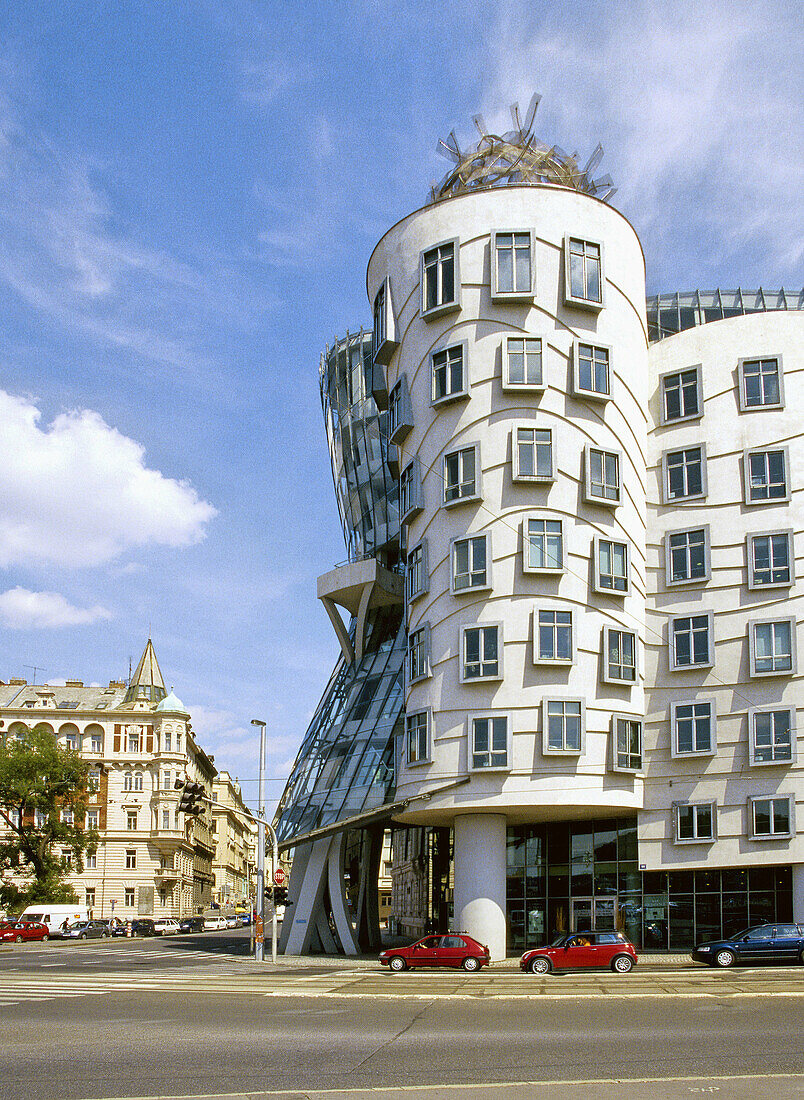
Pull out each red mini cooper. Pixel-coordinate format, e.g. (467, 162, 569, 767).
(520, 931, 637, 974)
(380, 932, 491, 972)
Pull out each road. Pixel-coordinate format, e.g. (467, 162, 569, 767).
(1, 929, 802, 1100)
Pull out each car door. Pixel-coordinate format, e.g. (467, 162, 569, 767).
(771, 925, 801, 962)
(735, 926, 774, 962)
(411, 935, 442, 967)
(438, 935, 467, 968)
(560, 935, 597, 969)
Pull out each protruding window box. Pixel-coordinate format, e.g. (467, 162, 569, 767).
(563, 235, 604, 312)
(491, 230, 534, 302)
(400, 459, 424, 523)
(388, 375, 413, 444)
(372, 277, 400, 366)
(542, 698, 584, 756)
(421, 239, 461, 321)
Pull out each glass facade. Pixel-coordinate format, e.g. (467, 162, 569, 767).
(647, 288, 804, 343)
(506, 818, 793, 952)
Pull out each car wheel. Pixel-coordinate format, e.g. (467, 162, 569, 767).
(42, 935, 49, 942)
(800, 949, 804, 965)
(714, 949, 735, 968)
(79, 933, 87, 939)
(529, 956, 551, 975)
(388, 956, 407, 972)
(462, 956, 480, 972)
(14, 935, 23, 943)
(611, 955, 634, 973)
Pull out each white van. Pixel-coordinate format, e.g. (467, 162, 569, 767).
(20, 905, 89, 934)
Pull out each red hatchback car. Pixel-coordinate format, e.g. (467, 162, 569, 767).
(0, 921, 50, 943)
(380, 932, 490, 972)
(520, 931, 637, 974)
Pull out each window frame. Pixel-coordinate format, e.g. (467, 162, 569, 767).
(405, 709, 431, 767)
(491, 229, 535, 301)
(669, 611, 714, 670)
(593, 536, 630, 595)
(469, 713, 511, 772)
(748, 706, 796, 766)
(512, 424, 554, 482)
(563, 235, 604, 311)
(749, 795, 794, 840)
(400, 458, 424, 522)
(610, 713, 643, 774)
(738, 354, 784, 412)
(431, 340, 469, 406)
(502, 335, 544, 391)
(388, 374, 413, 444)
(660, 364, 703, 425)
(601, 626, 638, 685)
(748, 616, 797, 678)
(533, 608, 574, 665)
(584, 445, 622, 507)
(421, 237, 461, 320)
(522, 514, 564, 574)
(451, 532, 492, 594)
(372, 276, 399, 365)
(674, 801, 716, 844)
(125, 849, 137, 869)
(671, 698, 717, 758)
(443, 443, 481, 506)
(573, 340, 611, 401)
(746, 530, 794, 590)
(662, 444, 707, 503)
(744, 447, 790, 504)
(542, 697, 585, 757)
(407, 622, 431, 685)
(460, 622, 503, 683)
(664, 525, 711, 586)
(406, 539, 429, 604)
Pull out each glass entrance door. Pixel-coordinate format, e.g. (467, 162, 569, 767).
(571, 896, 617, 931)
(571, 897, 593, 931)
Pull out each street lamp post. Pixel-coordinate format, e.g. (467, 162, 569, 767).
(250, 719, 266, 962)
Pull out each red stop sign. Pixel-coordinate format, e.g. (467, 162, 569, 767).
(273, 868, 286, 886)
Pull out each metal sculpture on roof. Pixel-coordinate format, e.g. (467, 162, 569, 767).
(429, 94, 616, 205)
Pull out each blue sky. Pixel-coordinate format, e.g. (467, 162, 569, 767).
(0, 0, 801, 813)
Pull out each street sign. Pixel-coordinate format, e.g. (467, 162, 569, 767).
(273, 868, 286, 886)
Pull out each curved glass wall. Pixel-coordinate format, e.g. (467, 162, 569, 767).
(647, 287, 804, 342)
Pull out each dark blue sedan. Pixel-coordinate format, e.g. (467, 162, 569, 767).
(691, 923, 804, 967)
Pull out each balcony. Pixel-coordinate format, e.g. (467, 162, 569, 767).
(317, 557, 404, 663)
(155, 867, 179, 883)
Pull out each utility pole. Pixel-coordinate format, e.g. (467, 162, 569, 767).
(251, 719, 267, 962)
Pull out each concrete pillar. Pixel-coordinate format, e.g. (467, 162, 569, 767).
(453, 814, 507, 961)
(792, 863, 804, 923)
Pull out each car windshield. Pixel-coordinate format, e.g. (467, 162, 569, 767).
(550, 934, 568, 947)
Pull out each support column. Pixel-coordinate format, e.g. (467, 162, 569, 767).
(793, 863, 804, 923)
(453, 814, 507, 961)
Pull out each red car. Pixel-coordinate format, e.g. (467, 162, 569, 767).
(0, 921, 50, 943)
(380, 932, 490, 972)
(520, 931, 637, 974)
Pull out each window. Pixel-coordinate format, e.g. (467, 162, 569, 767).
(61, 849, 73, 866)
(492, 230, 532, 298)
(675, 802, 715, 842)
(408, 624, 430, 683)
(162, 809, 171, 829)
(535, 610, 573, 663)
(749, 618, 795, 676)
(87, 771, 101, 793)
(85, 888, 96, 908)
(90, 733, 102, 752)
(543, 699, 583, 755)
(86, 853, 96, 869)
(670, 614, 713, 669)
(748, 531, 793, 588)
(662, 367, 701, 423)
(595, 538, 629, 593)
(388, 375, 413, 443)
(406, 711, 430, 765)
(603, 628, 636, 683)
(524, 517, 563, 572)
(750, 708, 794, 765)
(444, 445, 479, 504)
(127, 812, 138, 831)
(124, 888, 135, 907)
(86, 810, 98, 829)
(665, 527, 709, 584)
(612, 715, 642, 772)
(503, 337, 543, 389)
(739, 356, 783, 410)
(164, 732, 172, 751)
(162, 770, 171, 790)
(64, 731, 79, 750)
(125, 849, 137, 869)
(421, 239, 459, 317)
(372, 277, 399, 364)
(663, 446, 706, 502)
(585, 447, 621, 505)
(60, 808, 74, 825)
(35, 810, 47, 828)
(406, 540, 428, 602)
(175, 733, 182, 752)
(128, 732, 140, 753)
(123, 771, 133, 792)
(452, 534, 490, 592)
(400, 459, 424, 521)
(513, 427, 553, 481)
(565, 236, 603, 308)
(471, 716, 509, 769)
(431, 343, 467, 404)
(461, 625, 501, 681)
(745, 449, 789, 503)
(574, 342, 610, 399)
(750, 796, 792, 838)
(672, 700, 715, 756)
(134, 772, 143, 792)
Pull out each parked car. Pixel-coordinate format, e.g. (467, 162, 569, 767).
(379, 932, 490, 972)
(130, 918, 157, 937)
(238, 912, 252, 926)
(61, 920, 111, 940)
(224, 914, 238, 929)
(0, 921, 50, 943)
(152, 918, 181, 936)
(203, 915, 228, 931)
(179, 916, 205, 933)
(520, 931, 638, 974)
(691, 923, 804, 968)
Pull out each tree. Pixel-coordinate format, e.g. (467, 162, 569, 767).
(0, 724, 98, 910)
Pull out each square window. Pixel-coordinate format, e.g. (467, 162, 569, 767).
(745, 449, 789, 503)
(564, 236, 603, 309)
(524, 517, 563, 572)
(421, 239, 460, 318)
(432, 342, 468, 404)
(665, 527, 709, 585)
(670, 613, 713, 669)
(675, 802, 715, 842)
(492, 231, 533, 298)
(406, 711, 430, 766)
(372, 277, 399, 365)
(747, 531, 793, 588)
(662, 366, 702, 423)
(574, 342, 610, 399)
(389, 375, 413, 443)
(603, 627, 637, 683)
(749, 618, 796, 676)
(750, 796, 792, 838)
(739, 356, 783, 410)
(514, 427, 553, 481)
(750, 708, 794, 765)
(543, 698, 584, 755)
(534, 609, 573, 663)
(407, 540, 428, 602)
(408, 624, 430, 683)
(595, 538, 629, 593)
(452, 534, 490, 592)
(612, 715, 642, 772)
(400, 459, 424, 522)
(471, 715, 509, 769)
(462, 624, 502, 681)
(672, 700, 715, 756)
(504, 337, 543, 389)
(444, 445, 479, 504)
(663, 445, 706, 502)
(585, 447, 621, 505)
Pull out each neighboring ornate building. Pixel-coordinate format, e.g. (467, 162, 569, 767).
(0, 640, 216, 918)
(210, 771, 256, 906)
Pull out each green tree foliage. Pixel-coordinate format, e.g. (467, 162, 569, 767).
(0, 725, 99, 910)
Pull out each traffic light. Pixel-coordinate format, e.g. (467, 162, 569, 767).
(177, 780, 205, 816)
(272, 886, 288, 907)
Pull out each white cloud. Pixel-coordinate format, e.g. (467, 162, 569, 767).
(0, 389, 216, 568)
(0, 587, 112, 629)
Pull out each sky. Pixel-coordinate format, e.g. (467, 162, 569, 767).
(0, 0, 801, 815)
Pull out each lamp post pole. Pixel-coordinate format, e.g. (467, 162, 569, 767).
(250, 719, 266, 962)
